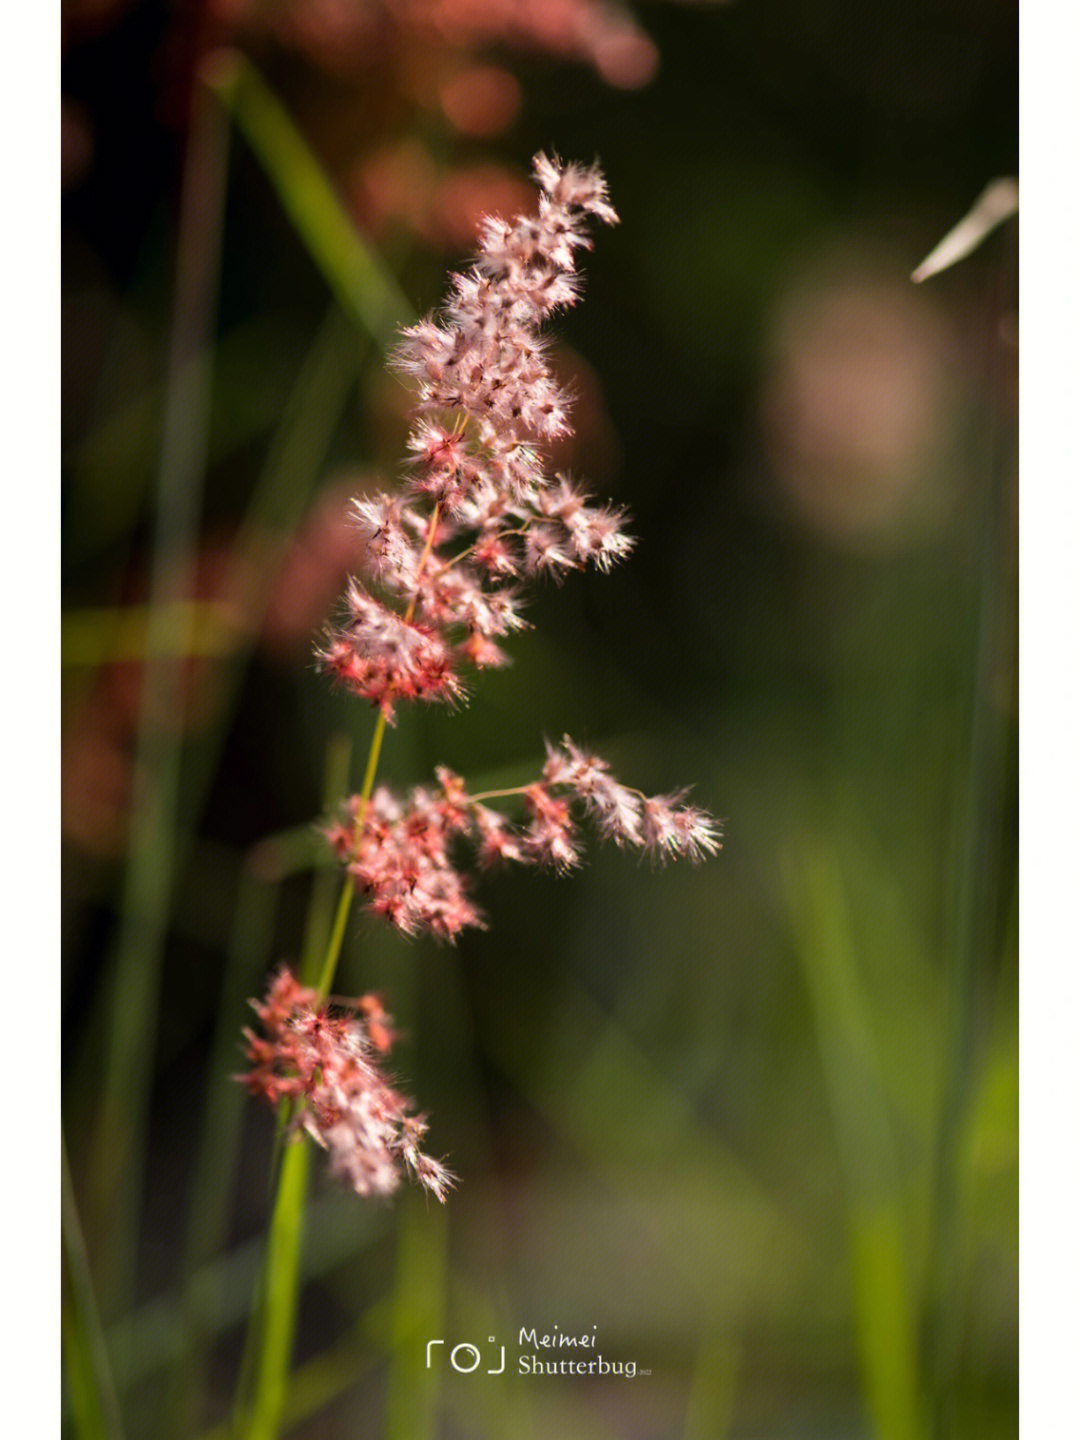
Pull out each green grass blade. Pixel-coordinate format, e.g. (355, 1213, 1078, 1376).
(62, 601, 243, 667)
(63, 1137, 125, 1440)
(383, 1199, 448, 1440)
(199, 1337, 380, 1440)
(165, 864, 281, 1436)
(86, 74, 232, 1317)
(683, 1338, 738, 1440)
(781, 834, 925, 1440)
(208, 51, 412, 350)
(85, 1189, 387, 1404)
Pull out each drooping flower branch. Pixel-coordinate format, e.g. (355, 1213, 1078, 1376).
(323, 737, 721, 941)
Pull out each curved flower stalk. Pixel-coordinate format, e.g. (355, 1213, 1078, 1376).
(242, 154, 720, 1205)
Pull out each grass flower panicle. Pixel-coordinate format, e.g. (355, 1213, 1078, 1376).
(249, 155, 719, 1205)
(241, 969, 454, 1201)
(315, 154, 634, 720)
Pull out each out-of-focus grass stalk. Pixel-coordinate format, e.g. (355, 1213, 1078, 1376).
(148, 45, 420, 906)
(383, 1199, 449, 1440)
(683, 1338, 738, 1440)
(63, 314, 362, 1132)
(781, 835, 924, 1440)
(207, 51, 411, 344)
(924, 236, 1016, 1440)
(88, 64, 231, 1319)
(165, 865, 280, 1436)
(63, 1134, 124, 1440)
(201, 1337, 379, 1440)
(481, 972, 799, 1317)
(94, 1189, 388, 1400)
(62, 601, 244, 667)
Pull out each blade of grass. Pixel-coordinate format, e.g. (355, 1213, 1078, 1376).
(208, 51, 412, 350)
(63, 1134, 125, 1440)
(165, 863, 281, 1436)
(781, 834, 924, 1440)
(62, 600, 243, 668)
(912, 179, 1018, 283)
(924, 235, 1017, 1440)
(683, 1338, 738, 1440)
(66, 311, 306, 568)
(68, 302, 360, 1286)
(234, 706, 390, 1437)
(85, 1189, 388, 1404)
(200, 1337, 380, 1440)
(87, 66, 232, 1318)
(480, 973, 804, 1323)
(383, 1197, 449, 1440)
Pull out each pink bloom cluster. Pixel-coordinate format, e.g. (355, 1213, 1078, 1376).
(324, 737, 722, 941)
(317, 155, 632, 720)
(240, 969, 453, 1201)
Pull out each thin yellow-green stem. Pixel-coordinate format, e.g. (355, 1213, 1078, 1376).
(313, 877, 356, 997)
(464, 785, 530, 805)
(237, 1139, 312, 1440)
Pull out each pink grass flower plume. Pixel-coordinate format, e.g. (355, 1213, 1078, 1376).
(242, 971, 454, 1201)
(243, 155, 720, 1198)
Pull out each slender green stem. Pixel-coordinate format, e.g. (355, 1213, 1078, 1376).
(360, 711, 390, 807)
(924, 233, 1016, 1440)
(464, 785, 530, 805)
(311, 710, 386, 999)
(238, 1140, 312, 1440)
(166, 865, 280, 1436)
(781, 835, 925, 1440)
(314, 879, 356, 998)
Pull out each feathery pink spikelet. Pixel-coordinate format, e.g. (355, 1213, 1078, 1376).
(240, 969, 454, 1202)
